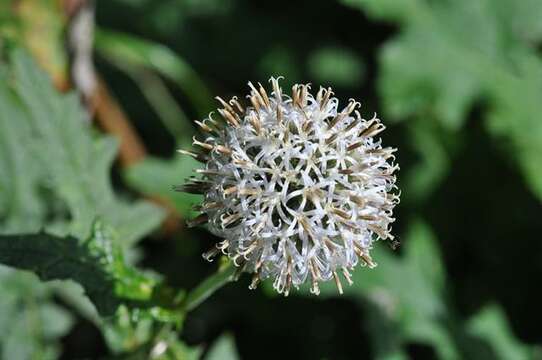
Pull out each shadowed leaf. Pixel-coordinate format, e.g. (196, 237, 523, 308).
(0, 222, 157, 316)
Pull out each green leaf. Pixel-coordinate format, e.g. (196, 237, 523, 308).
(0, 222, 157, 316)
(102, 306, 200, 357)
(402, 119, 451, 203)
(402, 221, 445, 292)
(467, 304, 536, 360)
(379, 28, 483, 130)
(0, 267, 73, 360)
(102, 305, 156, 354)
(124, 154, 202, 218)
(484, 57, 542, 201)
(314, 220, 445, 314)
(0, 47, 172, 357)
(0, 72, 45, 232)
(0, 49, 171, 356)
(344, 0, 542, 201)
(307, 46, 365, 88)
(493, 0, 542, 44)
(206, 333, 239, 360)
(292, 219, 456, 359)
(5, 49, 165, 243)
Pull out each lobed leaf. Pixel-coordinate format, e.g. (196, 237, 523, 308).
(5, 49, 165, 243)
(343, 0, 542, 202)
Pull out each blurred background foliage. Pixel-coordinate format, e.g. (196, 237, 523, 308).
(1, 0, 542, 359)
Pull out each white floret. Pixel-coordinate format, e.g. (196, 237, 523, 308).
(182, 78, 399, 296)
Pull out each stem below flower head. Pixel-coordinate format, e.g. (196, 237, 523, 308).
(182, 261, 236, 312)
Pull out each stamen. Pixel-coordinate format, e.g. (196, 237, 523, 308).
(320, 88, 333, 110)
(216, 145, 232, 155)
(270, 76, 283, 103)
(258, 82, 271, 108)
(347, 142, 363, 152)
(248, 82, 265, 107)
(292, 84, 300, 107)
(218, 108, 240, 127)
(276, 104, 283, 123)
(249, 95, 261, 113)
(221, 213, 241, 227)
(249, 273, 260, 290)
(195, 120, 213, 132)
(359, 121, 385, 138)
(325, 132, 339, 145)
(331, 207, 351, 220)
(177, 149, 209, 162)
(229, 96, 245, 114)
(333, 271, 344, 294)
(342, 267, 354, 286)
(202, 247, 220, 262)
(215, 96, 236, 114)
(249, 112, 262, 135)
(223, 185, 238, 195)
(192, 137, 214, 151)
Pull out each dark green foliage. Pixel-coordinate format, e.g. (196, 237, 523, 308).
(0, 222, 155, 316)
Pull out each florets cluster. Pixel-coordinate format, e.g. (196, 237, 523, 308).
(179, 78, 399, 295)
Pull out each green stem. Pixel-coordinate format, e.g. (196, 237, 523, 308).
(95, 28, 214, 117)
(183, 262, 235, 312)
(132, 69, 193, 139)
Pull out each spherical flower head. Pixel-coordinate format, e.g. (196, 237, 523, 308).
(180, 78, 399, 296)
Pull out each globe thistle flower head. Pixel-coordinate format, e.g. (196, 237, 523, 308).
(179, 77, 399, 296)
